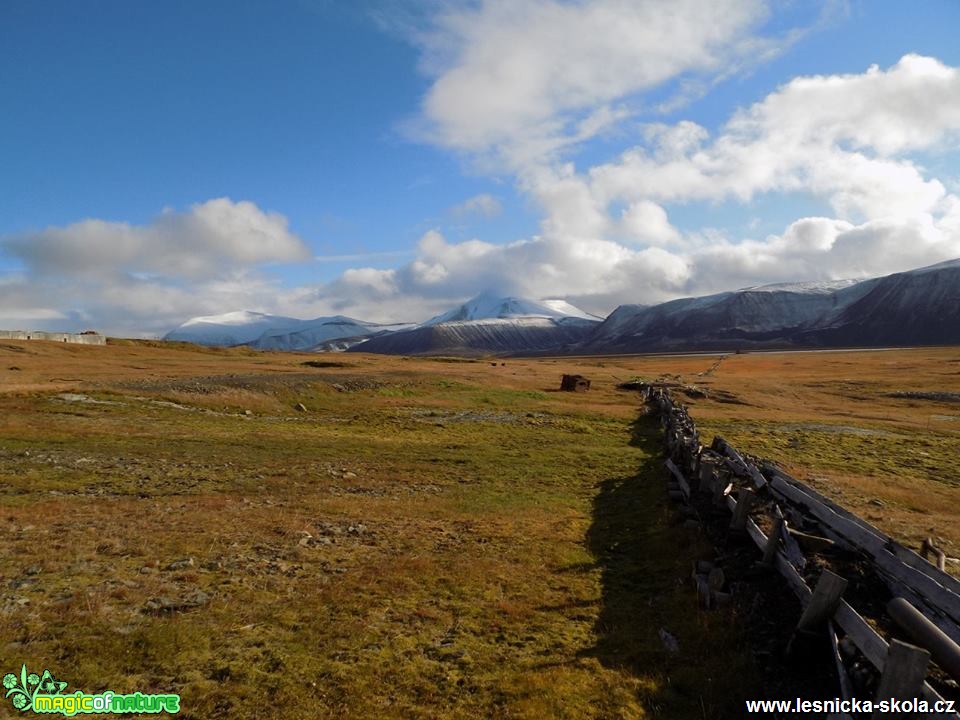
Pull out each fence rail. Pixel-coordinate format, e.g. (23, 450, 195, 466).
(641, 383, 960, 718)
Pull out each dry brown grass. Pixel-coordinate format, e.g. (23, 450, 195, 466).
(0, 339, 760, 719)
(2, 339, 955, 718)
(576, 347, 960, 566)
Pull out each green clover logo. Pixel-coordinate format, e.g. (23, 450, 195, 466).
(4, 664, 67, 713)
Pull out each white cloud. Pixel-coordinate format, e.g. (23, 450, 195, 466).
(302, 208, 960, 323)
(0, 270, 296, 337)
(620, 201, 683, 247)
(737, 54, 960, 156)
(589, 55, 960, 221)
(414, 0, 778, 166)
(6, 6, 960, 336)
(450, 193, 502, 219)
(308, 55, 960, 321)
(0, 199, 311, 336)
(685, 214, 958, 295)
(5, 198, 309, 280)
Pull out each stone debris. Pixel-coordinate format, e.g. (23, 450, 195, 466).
(298, 531, 332, 548)
(889, 390, 960, 403)
(143, 590, 211, 613)
(164, 558, 195, 572)
(54, 393, 122, 405)
(658, 627, 680, 654)
(328, 378, 385, 392)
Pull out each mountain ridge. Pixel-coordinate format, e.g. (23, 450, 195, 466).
(163, 259, 960, 355)
(587, 260, 960, 353)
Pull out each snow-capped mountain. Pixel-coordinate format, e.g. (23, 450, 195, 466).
(584, 261, 960, 353)
(248, 317, 413, 351)
(798, 259, 960, 346)
(584, 280, 858, 352)
(423, 292, 600, 325)
(164, 259, 960, 356)
(164, 311, 303, 347)
(349, 317, 596, 356)
(350, 293, 600, 355)
(163, 311, 409, 351)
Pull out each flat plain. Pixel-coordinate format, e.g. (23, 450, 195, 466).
(0, 340, 957, 718)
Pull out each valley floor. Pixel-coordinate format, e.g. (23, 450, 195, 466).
(0, 341, 755, 719)
(1, 341, 956, 717)
(604, 346, 960, 567)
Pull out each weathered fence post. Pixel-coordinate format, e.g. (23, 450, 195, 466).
(828, 619, 855, 703)
(698, 457, 715, 495)
(871, 639, 930, 719)
(645, 383, 960, 713)
(787, 570, 848, 659)
(730, 488, 756, 531)
(921, 537, 947, 572)
(761, 515, 785, 567)
(797, 570, 848, 632)
(713, 471, 730, 506)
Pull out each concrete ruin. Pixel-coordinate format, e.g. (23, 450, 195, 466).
(0, 330, 106, 345)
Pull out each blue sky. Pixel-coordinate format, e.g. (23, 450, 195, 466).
(0, 1, 526, 273)
(2, 0, 960, 335)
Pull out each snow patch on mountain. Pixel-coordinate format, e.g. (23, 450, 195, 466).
(423, 292, 599, 325)
(250, 317, 414, 351)
(165, 311, 302, 347)
(738, 279, 861, 294)
(164, 311, 411, 350)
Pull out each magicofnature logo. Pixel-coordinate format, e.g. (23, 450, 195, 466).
(4, 664, 180, 715)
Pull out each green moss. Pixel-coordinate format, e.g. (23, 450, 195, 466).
(699, 418, 960, 487)
(0, 378, 756, 719)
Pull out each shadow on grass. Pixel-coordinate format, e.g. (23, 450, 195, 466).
(581, 413, 754, 718)
(583, 415, 673, 674)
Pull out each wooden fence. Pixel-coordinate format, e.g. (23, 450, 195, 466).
(642, 383, 960, 719)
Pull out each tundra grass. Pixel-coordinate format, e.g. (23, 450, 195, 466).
(0, 342, 756, 719)
(594, 346, 960, 567)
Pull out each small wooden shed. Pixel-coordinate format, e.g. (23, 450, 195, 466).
(560, 374, 591, 392)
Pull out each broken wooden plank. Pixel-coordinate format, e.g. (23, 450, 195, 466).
(923, 538, 948, 573)
(730, 488, 756, 531)
(797, 570, 848, 631)
(653, 393, 959, 717)
(746, 515, 768, 553)
(828, 619, 855, 702)
(775, 504, 808, 571)
(721, 442, 767, 489)
(732, 497, 958, 715)
(888, 597, 960, 684)
(762, 516, 785, 568)
(788, 527, 836, 553)
(664, 458, 690, 500)
(715, 477, 732, 506)
(767, 467, 960, 598)
(872, 640, 930, 720)
(769, 475, 960, 626)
